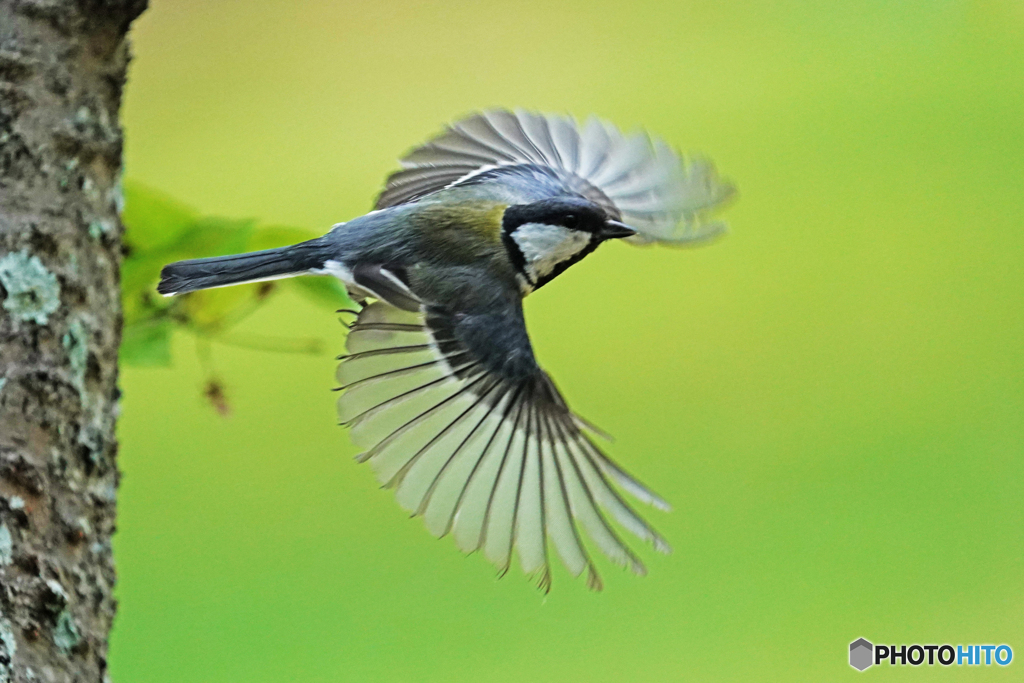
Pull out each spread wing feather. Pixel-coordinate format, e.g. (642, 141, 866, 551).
(376, 109, 735, 246)
(337, 302, 670, 591)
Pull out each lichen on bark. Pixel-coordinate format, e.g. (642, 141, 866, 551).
(0, 252, 60, 326)
(0, 1, 147, 681)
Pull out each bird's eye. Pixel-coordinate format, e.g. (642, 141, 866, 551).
(563, 214, 578, 229)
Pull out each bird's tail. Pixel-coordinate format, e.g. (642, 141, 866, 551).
(157, 238, 330, 296)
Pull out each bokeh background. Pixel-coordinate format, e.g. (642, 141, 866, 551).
(113, 1, 1024, 681)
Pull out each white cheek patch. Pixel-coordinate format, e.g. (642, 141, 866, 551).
(512, 223, 592, 284)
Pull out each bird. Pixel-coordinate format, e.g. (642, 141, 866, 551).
(158, 109, 735, 591)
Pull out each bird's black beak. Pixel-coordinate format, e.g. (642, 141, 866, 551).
(600, 219, 637, 240)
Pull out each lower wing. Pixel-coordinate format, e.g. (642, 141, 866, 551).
(335, 300, 671, 591)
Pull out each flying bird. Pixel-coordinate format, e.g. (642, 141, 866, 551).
(158, 110, 735, 590)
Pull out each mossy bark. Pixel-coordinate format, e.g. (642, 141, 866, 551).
(0, 1, 146, 681)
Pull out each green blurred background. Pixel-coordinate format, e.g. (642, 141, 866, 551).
(113, 1, 1024, 680)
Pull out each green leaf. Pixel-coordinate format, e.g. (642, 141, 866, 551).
(121, 252, 173, 306)
(288, 275, 355, 310)
(121, 318, 173, 366)
(179, 283, 275, 331)
(122, 181, 198, 252)
(117, 180, 351, 402)
(247, 225, 320, 251)
(166, 217, 256, 259)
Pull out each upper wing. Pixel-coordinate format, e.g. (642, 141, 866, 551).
(336, 300, 670, 591)
(376, 109, 735, 246)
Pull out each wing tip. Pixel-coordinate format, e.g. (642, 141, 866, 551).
(586, 565, 604, 591)
(572, 413, 615, 443)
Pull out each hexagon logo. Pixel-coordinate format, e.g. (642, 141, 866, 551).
(850, 638, 873, 671)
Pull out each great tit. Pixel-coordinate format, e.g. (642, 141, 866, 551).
(159, 110, 734, 591)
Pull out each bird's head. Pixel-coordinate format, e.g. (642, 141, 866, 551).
(501, 196, 636, 293)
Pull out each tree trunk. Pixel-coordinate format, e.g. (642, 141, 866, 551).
(0, 1, 145, 681)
